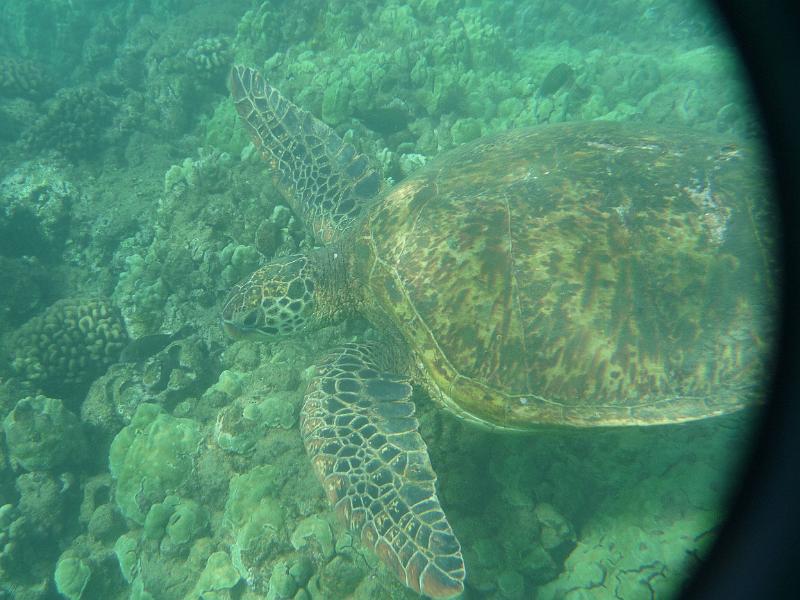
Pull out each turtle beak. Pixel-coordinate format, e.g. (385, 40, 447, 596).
(221, 319, 245, 339)
(221, 312, 275, 341)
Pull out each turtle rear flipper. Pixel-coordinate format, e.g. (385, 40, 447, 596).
(300, 343, 465, 598)
(230, 65, 382, 243)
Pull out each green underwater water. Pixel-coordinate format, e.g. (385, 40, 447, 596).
(0, 1, 774, 599)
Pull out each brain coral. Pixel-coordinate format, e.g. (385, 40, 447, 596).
(11, 297, 128, 398)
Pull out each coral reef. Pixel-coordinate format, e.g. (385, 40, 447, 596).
(21, 86, 116, 160)
(80, 363, 146, 447)
(108, 403, 203, 524)
(0, 502, 50, 593)
(0, 1, 768, 599)
(16, 472, 67, 537)
(54, 556, 91, 600)
(80, 331, 215, 460)
(187, 550, 240, 598)
(112, 252, 169, 339)
(0, 463, 84, 596)
(163, 497, 209, 550)
(10, 297, 128, 400)
(223, 465, 288, 589)
(0, 0, 92, 80)
(0, 256, 50, 329)
(185, 36, 231, 76)
(0, 159, 76, 261)
(53, 532, 129, 600)
(2, 395, 86, 472)
(0, 57, 51, 99)
(112, 146, 303, 342)
(162, 147, 234, 196)
(139, 336, 215, 409)
(78, 474, 125, 543)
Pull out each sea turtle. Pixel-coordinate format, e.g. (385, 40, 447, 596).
(222, 65, 774, 598)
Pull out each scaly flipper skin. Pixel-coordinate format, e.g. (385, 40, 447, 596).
(300, 343, 465, 598)
(229, 65, 383, 242)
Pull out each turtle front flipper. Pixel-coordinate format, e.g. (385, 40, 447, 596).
(300, 342, 465, 598)
(230, 65, 383, 243)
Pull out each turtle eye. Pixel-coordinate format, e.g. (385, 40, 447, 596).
(242, 310, 261, 328)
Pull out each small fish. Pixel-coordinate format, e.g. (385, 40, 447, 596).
(119, 324, 195, 364)
(537, 62, 575, 97)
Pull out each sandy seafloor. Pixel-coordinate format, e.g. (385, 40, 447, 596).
(0, 1, 770, 599)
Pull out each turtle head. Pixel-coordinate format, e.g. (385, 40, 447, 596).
(221, 249, 351, 341)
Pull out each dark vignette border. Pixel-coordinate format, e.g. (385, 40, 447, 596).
(684, 1, 800, 599)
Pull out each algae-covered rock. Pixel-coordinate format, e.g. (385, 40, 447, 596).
(0, 256, 48, 327)
(86, 502, 124, 542)
(266, 559, 298, 600)
(186, 550, 241, 600)
(533, 503, 576, 552)
(113, 253, 168, 338)
(534, 418, 742, 599)
(536, 515, 709, 600)
(214, 403, 259, 455)
(321, 79, 352, 126)
(290, 515, 334, 561)
(213, 383, 300, 454)
(3, 395, 86, 472)
(0, 160, 74, 261)
(161, 147, 233, 196)
(81, 363, 144, 442)
(17, 472, 64, 537)
(21, 85, 116, 159)
(223, 465, 287, 586)
(210, 370, 246, 398)
(318, 555, 363, 599)
(497, 569, 525, 599)
(140, 337, 214, 407)
(219, 340, 265, 373)
(165, 498, 209, 548)
(54, 556, 91, 600)
(203, 100, 249, 157)
(245, 391, 299, 430)
(113, 531, 140, 583)
(143, 495, 180, 541)
(130, 576, 155, 600)
(114, 531, 223, 600)
(450, 117, 483, 145)
(0, 57, 51, 99)
(186, 36, 231, 77)
(288, 555, 313, 589)
(220, 243, 261, 289)
(109, 403, 203, 524)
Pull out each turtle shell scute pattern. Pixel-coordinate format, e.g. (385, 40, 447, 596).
(364, 121, 774, 428)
